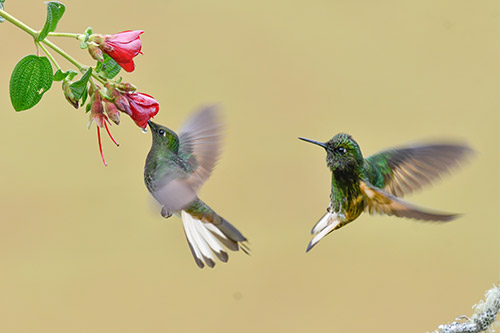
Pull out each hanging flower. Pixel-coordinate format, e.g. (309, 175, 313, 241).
(124, 92, 160, 129)
(95, 30, 144, 72)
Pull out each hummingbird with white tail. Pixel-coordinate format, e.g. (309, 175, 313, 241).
(299, 133, 473, 252)
(144, 106, 249, 268)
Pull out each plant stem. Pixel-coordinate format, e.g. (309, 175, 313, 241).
(47, 32, 81, 39)
(0, 9, 37, 37)
(37, 42, 62, 70)
(0, 8, 106, 84)
(41, 39, 85, 72)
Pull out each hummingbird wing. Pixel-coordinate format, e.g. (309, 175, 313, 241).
(146, 158, 198, 212)
(359, 180, 458, 222)
(178, 105, 223, 192)
(364, 143, 473, 198)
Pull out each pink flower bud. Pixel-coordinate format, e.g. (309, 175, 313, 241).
(62, 80, 78, 109)
(88, 93, 107, 129)
(88, 43, 104, 62)
(104, 100, 121, 125)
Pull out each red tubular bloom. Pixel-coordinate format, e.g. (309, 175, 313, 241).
(101, 30, 144, 72)
(124, 92, 159, 128)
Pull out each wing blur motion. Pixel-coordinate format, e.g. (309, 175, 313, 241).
(365, 143, 473, 197)
(179, 105, 223, 192)
(359, 181, 458, 222)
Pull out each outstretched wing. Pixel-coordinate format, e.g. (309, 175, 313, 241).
(359, 181, 457, 222)
(178, 105, 223, 192)
(364, 143, 473, 197)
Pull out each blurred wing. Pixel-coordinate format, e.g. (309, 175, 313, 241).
(178, 105, 223, 191)
(359, 181, 458, 222)
(365, 143, 473, 197)
(147, 160, 197, 212)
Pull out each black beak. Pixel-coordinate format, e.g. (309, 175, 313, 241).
(148, 120, 158, 130)
(298, 137, 328, 149)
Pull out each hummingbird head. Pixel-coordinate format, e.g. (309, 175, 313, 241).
(148, 121, 179, 153)
(299, 133, 364, 172)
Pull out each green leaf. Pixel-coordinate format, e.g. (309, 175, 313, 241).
(100, 54, 121, 79)
(53, 68, 77, 81)
(9, 55, 53, 111)
(69, 67, 92, 100)
(85, 103, 91, 113)
(81, 85, 88, 105)
(37, 2, 66, 42)
(80, 26, 92, 49)
(0, 0, 6, 23)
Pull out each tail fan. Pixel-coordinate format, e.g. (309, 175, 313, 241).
(307, 211, 341, 252)
(181, 211, 249, 268)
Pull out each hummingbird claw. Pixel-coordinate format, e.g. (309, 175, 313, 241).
(161, 207, 172, 219)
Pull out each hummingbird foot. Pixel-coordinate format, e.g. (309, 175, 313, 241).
(161, 207, 172, 219)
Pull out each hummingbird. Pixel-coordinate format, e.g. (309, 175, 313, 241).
(144, 106, 249, 268)
(299, 133, 473, 252)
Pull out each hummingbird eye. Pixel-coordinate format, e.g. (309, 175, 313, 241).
(336, 147, 347, 154)
(158, 129, 166, 136)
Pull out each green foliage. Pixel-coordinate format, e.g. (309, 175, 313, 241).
(96, 54, 121, 79)
(80, 26, 92, 49)
(53, 68, 77, 81)
(0, 0, 6, 23)
(68, 67, 92, 100)
(37, 2, 66, 42)
(9, 55, 53, 111)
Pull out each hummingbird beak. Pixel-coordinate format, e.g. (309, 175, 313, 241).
(298, 137, 328, 149)
(147, 120, 158, 130)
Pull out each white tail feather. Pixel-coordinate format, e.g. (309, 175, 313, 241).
(181, 210, 230, 268)
(307, 212, 341, 252)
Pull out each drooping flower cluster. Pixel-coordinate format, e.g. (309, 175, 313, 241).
(87, 82, 159, 165)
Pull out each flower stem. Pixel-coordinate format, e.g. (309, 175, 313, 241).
(47, 32, 82, 39)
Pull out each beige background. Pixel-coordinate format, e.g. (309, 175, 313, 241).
(0, 1, 498, 332)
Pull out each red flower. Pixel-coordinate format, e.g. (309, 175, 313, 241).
(101, 30, 144, 72)
(123, 92, 159, 128)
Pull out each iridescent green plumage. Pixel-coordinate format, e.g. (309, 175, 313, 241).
(144, 106, 248, 268)
(300, 133, 473, 252)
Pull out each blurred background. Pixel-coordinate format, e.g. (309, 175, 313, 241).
(0, 0, 497, 332)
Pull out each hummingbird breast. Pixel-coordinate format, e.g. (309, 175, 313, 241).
(329, 171, 365, 223)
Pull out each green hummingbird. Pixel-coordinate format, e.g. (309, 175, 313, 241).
(299, 133, 473, 252)
(144, 106, 249, 268)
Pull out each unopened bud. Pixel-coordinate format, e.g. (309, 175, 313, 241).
(62, 80, 78, 109)
(88, 34, 105, 45)
(88, 43, 104, 62)
(104, 100, 121, 125)
(116, 82, 137, 92)
(88, 93, 106, 128)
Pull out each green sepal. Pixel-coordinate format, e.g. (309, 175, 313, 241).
(69, 67, 92, 100)
(9, 55, 53, 111)
(80, 26, 92, 49)
(97, 54, 121, 79)
(85, 103, 91, 113)
(53, 68, 77, 81)
(0, 0, 6, 23)
(37, 2, 66, 42)
(81, 85, 88, 105)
